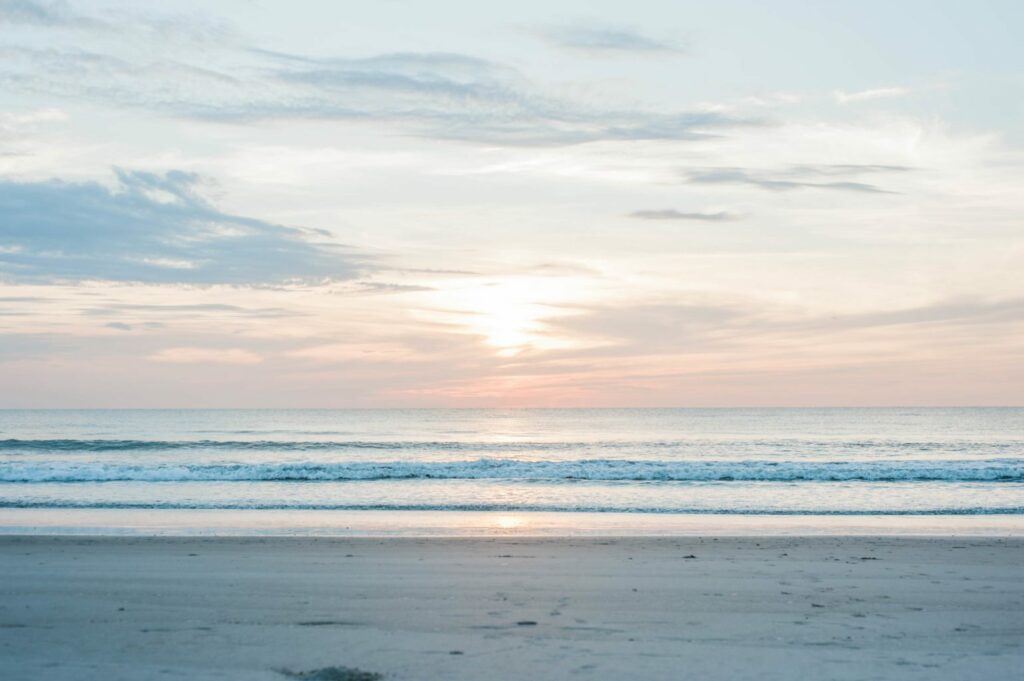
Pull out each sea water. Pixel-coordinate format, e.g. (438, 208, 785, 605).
(0, 409, 1021, 527)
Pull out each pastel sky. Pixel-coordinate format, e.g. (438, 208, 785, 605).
(1, 0, 1022, 407)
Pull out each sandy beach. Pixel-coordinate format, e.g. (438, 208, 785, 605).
(1, 535, 1021, 680)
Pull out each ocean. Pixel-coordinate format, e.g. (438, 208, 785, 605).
(0, 408, 1021, 529)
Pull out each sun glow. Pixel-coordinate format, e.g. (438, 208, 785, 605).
(494, 515, 525, 530)
(429, 277, 588, 355)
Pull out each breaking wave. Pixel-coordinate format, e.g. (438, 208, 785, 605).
(2, 458, 1021, 483)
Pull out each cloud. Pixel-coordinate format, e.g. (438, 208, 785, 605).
(149, 347, 263, 364)
(0, 107, 67, 160)
(557, 296, 1024, 357)
(99, 320, 165, 331)
(82, 303, 302, 318)
(331, 282, 435, 295)
(0, 295, 49, 303)
(0, 16, 746, 146)
(0, 169, 367, 284)
(287, 342, 417, 363)
(537, 24, 684, 55)
(520, 292, 1024, 385)
(528, 262, 603, 277)
(815, 297, 1024, 331)
(237, 51, 742, 144)
(548, 301, 748, 352)
(0, 0, 228, 43)
(394, 267, 481, 276)
(264, 50, 524, 103)
(629, 209, 739, 222)
(789, 164, 913, 176)
(683, 167, 899, 193)
(834, 87, 910, 104)
(428, 111, 740, 146)
(0, 0, 85, 27)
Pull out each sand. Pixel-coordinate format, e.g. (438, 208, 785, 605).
(0, 536, 1021, 680)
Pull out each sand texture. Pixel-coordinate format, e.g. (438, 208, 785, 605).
(1, 536, 1021, 680)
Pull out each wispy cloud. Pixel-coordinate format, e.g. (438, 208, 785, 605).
(287, 342, 418, 364)
(528, 262, 603, 277)
(811, 297, 1024, 331)
(536, 24, 684, 55)
(0, 0, 228, 42)
(0, 0, 88, 27)
(82, 303, 302, 319)
(545, 301, 748, 354)
(149, 347, 263, 365)
(789, 164, 914, 176)
(259, 49, 530, 117)
(330, 281, 435, 296)
(0, 169, 367, 284)
(682, 167, 900, 194)
(629, 209, 739, 222)
(833, 86, 910, 104)
(545, 295, 1024, 362)
(0, 9, 743, 146)
(100, 320, 165, 332)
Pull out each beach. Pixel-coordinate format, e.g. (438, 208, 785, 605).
(1, 535, 1021, 680)
(2, 409, 1022, 679)
(4, 0, 1023, 678)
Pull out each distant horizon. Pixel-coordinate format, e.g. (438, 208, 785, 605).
(1, 405, 1022, 411)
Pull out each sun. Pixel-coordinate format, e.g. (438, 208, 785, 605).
(430, 277, 584, 355)
(472, 286, 542, 350)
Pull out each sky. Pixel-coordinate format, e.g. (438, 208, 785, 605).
(0, 0, 1022, 407)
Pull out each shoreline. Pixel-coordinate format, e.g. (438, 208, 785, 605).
(1, 535, 1021, 680)
(2, 508, 1023, 537)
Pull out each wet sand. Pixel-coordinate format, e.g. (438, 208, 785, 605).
(0, 536, 1021, 680)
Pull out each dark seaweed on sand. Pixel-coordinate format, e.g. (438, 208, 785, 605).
(278, 666, 383, 681)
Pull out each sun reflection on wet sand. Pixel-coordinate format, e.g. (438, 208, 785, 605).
(2, 509, 1023, 537)
(495, 515, 525, 530)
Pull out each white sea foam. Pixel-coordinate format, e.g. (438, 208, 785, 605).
(1, 458, 1021, 482)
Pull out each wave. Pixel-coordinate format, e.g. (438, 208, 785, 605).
(1, 499, 1021, 514)
(1, 458, 1022, 482)
(0, 438, 1020, 454)
(0, 439, 505, 452)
